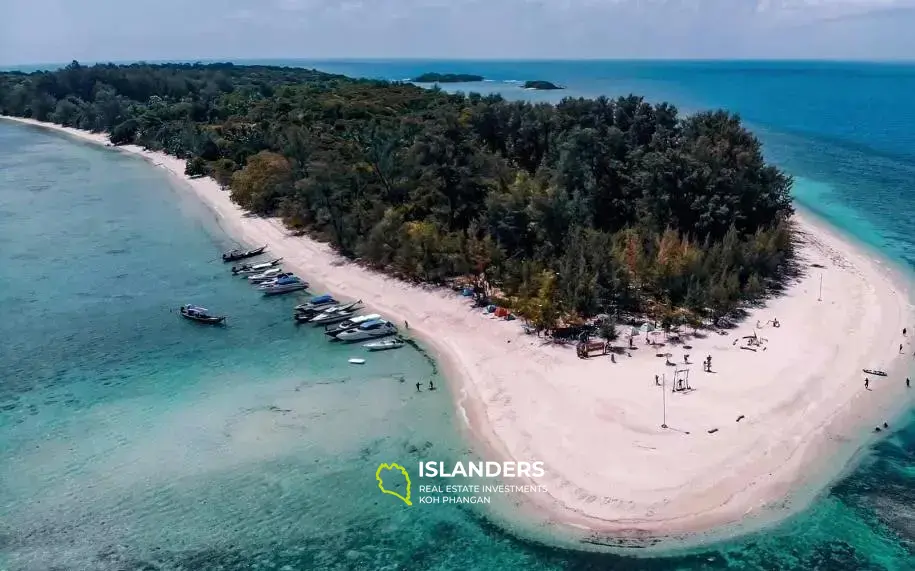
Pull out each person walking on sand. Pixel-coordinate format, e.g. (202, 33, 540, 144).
(415, 382, 421, 392)
(865, 378, 870, 390)
(405, 320, 410, 330)
(907, 377, 911, 388)
(904, 328, 907, 336)
(428, 380, 436, 390)
(900, 344, 904, 354)
(655, 374, 660, 386)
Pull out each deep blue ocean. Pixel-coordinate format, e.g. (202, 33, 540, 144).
(3, 60, 915, 570)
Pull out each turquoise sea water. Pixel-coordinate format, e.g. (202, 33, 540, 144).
(3, 60, 915, 570)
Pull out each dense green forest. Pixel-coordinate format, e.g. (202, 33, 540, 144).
(0, 61, 794, 332)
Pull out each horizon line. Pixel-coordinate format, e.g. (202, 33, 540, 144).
(3, 56, 915, 71)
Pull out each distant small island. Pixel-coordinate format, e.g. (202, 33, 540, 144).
(412, 73, 484, 83)
(523, 80, 564, 90)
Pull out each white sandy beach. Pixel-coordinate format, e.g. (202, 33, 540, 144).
(5, 115, 915, 540)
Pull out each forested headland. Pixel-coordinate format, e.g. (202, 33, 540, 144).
(0, 62, 794, 332)
(523, 80, 563, 90)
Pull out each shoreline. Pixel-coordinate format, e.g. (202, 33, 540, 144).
(5, 115, 915, 549)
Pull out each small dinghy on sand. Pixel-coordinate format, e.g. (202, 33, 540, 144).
(348, 358, 366, 365)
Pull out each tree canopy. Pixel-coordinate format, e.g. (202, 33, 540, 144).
(0, 61, 795, 326)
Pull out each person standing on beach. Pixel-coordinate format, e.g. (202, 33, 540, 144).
(907, 377, 911, 388)
(428, 380, 435, 391)
(405, 320, 410, 330)
(415, 382, 421, 392)
(900, 343, 904, 354)
(865, 378, 870, 390)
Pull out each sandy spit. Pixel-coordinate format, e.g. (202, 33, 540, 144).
(5, 115, 914, 544)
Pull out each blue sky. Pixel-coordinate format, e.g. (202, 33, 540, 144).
(1, 0, 914, 65)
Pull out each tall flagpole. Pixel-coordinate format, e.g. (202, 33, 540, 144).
(661, 373, 668, 429)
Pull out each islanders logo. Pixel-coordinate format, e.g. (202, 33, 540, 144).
(376, 462, 412, 506)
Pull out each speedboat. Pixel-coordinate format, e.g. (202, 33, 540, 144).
(310, 309, 359, 325)
(179, 304, 226, 325)
(259, 276, 308, 295)
(232, 258, 282, 275)
(337, 319, 398, 342)
(364, 338, 405, 351)
(294, 294, 337, 312)
(247, 268, 286, 283)
(293, 299, 361, 322)
(222, 245, 266, 262)
(325, 313, 381, 337)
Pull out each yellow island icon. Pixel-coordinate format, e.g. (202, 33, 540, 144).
(376, 462, 412, 506)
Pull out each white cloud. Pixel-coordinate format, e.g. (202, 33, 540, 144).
(1, 0, 914, 64)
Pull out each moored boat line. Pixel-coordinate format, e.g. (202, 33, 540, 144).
(212, 250, 403, 357)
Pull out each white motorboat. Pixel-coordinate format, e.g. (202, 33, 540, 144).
(363, 338, 404, 351)
(301, 299, 362, 319)
(337, 319, 398, 342)
(311, 309, 359, 325)
(232, 258, 282, 275)
(324, 313, 381, 337)
(294, 294, 337, 312)
(247, 268, 284, 282)
(260, 276, 308, 295)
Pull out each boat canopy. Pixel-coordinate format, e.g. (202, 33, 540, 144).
(310, 294, 334, 303)
(358, 319, 383, 329)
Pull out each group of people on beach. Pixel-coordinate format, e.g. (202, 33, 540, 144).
(865, 327, 914, 392)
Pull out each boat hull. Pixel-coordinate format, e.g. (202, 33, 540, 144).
(262, 284, 308, 296)
(179, 310, 226, 325)
(311, 312, 357, 326)
(222, 245, 267, 262)
(365, 341, 404, 351)
(338, 327, 398, 342)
